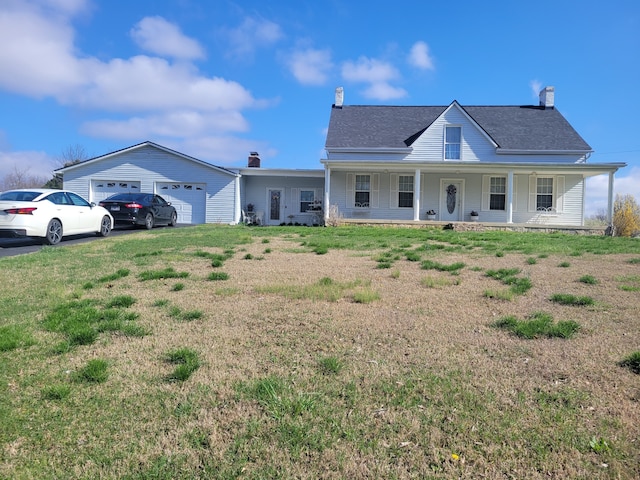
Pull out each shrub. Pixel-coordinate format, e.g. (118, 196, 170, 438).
(613, 193, 640, 237)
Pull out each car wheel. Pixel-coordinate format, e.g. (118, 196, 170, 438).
(144, 213, 154, 230)
(45, 219, 63, 245)
(169, 211, 177, 226)
(97, 215, 112, 237)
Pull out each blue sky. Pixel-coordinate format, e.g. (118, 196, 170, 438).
(1, 0, 638, 215)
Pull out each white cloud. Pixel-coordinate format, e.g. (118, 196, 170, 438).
(0, 150, 56, 181)
(0, 1, 273, 167)
(408, 41, 434, 70)
(585, 166, 640, 216)
(131, 16, 205, 60)
(221, 16, 284, 60)
(341, 56, 406, 101)
(287, 48, 333, 86)
(82, 110, 249, 140)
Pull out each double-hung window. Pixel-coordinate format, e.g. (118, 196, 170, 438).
(355, 175, 371, 207)
(398, 175, 414, 208)
(445, 126, 461, 160)
(536, 177, 554, 211)
(489, 177, 506, 210)
(300, 190, 315, 212)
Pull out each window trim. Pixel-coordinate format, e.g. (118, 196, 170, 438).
(528, 175, 564, 213)
(444, 125, 462, 161)
(346, 173, 379, 209)
(482, 175, 517, 212)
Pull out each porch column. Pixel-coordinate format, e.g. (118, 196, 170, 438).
(506, 170, 514, 224)
(234, 174, 241, 224)
(414, 168, 421, 221)
(324, 166, 331, 222)
(607, 171, 615, 224)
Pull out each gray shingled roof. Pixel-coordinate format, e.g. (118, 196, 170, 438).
(325, 104, 592, 152)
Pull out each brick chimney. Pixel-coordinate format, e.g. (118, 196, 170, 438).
(248, 152, 260, 168)
(539, 86, 555, 109)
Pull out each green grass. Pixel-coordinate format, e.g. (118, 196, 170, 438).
(0, 324, 36, 352)
(485, 268, 532, 296)
(579, 275, 599, 285)
(352, 288, 380, 304)
(1, 225, 640, 479)
(317, 356, 344, 375)
(492, 312, 581, 339)
(550, 293, 595, 306)
(616, 275, 640, 292)
(73, 359, 109, 383)
(138, 267, 189, 281)
(165, 347, 201, 382)
(618, 351, 640, 374)
(255, 277, 366, 303)
(421, 259, 465, 274)
(421, 275, 458, 288)
(207, 271, 229, 281)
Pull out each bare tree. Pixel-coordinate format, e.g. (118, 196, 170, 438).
(43, 144, 91, 189)
(57, 144, 89, 168)
(0, 165, 49, 191)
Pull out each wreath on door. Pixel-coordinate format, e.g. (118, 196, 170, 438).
(446, 184, 457, 214)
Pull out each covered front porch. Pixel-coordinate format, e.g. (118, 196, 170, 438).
(321, 161, 624, 227)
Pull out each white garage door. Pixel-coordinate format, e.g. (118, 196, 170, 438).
(156, 182, 206, 224)
(91, 180, 141, 203)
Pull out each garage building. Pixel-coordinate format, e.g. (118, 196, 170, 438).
(59, 142, 240, 225)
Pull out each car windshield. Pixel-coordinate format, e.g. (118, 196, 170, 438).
(0, 191, 42, 202)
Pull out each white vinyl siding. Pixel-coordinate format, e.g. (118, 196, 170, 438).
(62, 144, 237, 224)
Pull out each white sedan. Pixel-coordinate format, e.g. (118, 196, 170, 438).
(0, 189, 113, 245)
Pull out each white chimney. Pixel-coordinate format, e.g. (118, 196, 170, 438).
(539, 86, 555, 109)
(335, 86, 344, 107)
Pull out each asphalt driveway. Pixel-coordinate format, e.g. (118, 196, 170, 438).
(0, 225, 187, 258)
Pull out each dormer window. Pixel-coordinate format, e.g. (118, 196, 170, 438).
(444, 125, 461, 160)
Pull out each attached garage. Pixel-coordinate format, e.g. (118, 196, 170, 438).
(58, 142, 240, 225)
(156, 182, 206, 224)
(91, 180, 141, 203)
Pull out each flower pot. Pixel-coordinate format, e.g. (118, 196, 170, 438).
(426, 214, 436, 221)
(470, 215, 479, 222)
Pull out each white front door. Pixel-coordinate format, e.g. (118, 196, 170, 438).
(440, 180, 464, 222)
(267, 188, 285, 225)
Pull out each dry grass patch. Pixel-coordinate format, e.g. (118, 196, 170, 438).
(1, 227, 640, 479)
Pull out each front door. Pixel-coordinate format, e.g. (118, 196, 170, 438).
(267, 188, 285, 225)
(440, 180, 463, 222)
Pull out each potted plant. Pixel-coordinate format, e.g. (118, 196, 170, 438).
(470, 210, 479, 221)
(426, 209, 436, 220)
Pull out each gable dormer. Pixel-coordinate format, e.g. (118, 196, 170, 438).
(406, 101, 498, 162)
